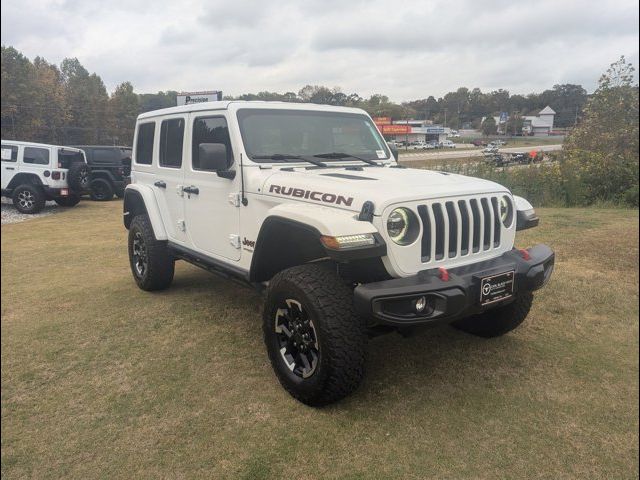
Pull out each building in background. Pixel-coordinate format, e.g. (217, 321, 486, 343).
(481, 106, 556, 136)
(522, 106, 556, 136)
(374, 117, 449, 144)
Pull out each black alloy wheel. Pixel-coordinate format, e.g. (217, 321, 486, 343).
(131, 231, 148, 278)
(274, 299, 320, 379)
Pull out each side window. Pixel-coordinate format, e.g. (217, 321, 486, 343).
(135, 122, 155, 165)
(192, 116, 233, 171)
(23, 147, 50, 165)
(159, 118, 185, 168)
(93, 149, 119, 164)
(1, 145, 18, 162)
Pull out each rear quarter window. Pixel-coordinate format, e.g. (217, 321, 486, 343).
(93, 149, 120, 164)
(135, 123, 155, 165)
(1, 145, 18, 162)
(23, 147, 50, 165)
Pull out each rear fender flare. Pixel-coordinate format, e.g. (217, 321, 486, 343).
(123, 184, 167, 240)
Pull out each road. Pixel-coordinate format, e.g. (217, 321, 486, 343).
(398, 144, 562, 162)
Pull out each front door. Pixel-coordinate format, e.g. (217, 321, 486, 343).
(183, 113, 241, 261)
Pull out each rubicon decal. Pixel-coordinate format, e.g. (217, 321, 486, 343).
(269, 185, 354, 207)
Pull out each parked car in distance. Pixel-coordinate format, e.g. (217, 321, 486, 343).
(427, 140, 440, 148)
(439, 140, 456, 148)
(484, 145, 499, 154)
(72, 146, 132, 201)
(407, 141, 434, 150)
(1, 140, 89, 213)
(472, 139, 487, 147)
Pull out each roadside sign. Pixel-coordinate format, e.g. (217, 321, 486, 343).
(176, 91, 223, 106)
(373, 117, 392, 125)
(381, 124, 412, 135)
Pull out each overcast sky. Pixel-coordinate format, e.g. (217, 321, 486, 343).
(1, 0, 638, 101)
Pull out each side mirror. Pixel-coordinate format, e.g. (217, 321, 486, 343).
(198, 143, 235, 179)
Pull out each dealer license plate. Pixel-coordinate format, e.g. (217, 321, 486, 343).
(480, 271, 515, 306)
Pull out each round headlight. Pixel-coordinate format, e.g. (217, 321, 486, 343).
(387, 208, 419, 245)
(500, 196, 514, 227)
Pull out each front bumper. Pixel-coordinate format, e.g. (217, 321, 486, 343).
(354, 244, 554, 327)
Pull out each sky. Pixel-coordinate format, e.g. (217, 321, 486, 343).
(1, 0, 638, 101)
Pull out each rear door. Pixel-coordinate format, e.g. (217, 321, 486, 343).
(183, 113, 241, 261)
(156, 115, 190, 245)
(133, 118, 188, 244)
(1, 143, 19, 189)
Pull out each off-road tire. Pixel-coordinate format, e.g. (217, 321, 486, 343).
(90, 178, 114, 201)
(128, 214, 175, 291)
(54, 194, 81, 207)
(12, 184, 45, 214)
(68, 162, 90, 191)
(452, 292, 533, 338)
(263, 263, 366, 406)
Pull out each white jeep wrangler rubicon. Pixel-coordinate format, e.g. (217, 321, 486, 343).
(123, 101, 554, 406)
(1, 140, 90, 213)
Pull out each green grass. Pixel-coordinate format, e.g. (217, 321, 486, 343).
(2, 202, 638, 479)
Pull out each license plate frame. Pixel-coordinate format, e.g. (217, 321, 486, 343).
(479, 270, 515, 306)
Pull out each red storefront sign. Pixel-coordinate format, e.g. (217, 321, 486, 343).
(381, 124, 412, 135)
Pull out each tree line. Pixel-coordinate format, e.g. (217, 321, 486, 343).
(2, 45, 590, 146)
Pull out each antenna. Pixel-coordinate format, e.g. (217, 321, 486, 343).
(240, 153, 248, 206)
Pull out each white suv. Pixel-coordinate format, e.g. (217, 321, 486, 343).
(1, 140, 90, 213)
(123, 101, 554, 406)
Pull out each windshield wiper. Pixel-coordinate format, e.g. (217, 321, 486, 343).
(252, 154, 328, 168)
(313, 152, 383, 166)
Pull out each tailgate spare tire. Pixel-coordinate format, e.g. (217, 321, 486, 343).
(68, 162, 90, 191)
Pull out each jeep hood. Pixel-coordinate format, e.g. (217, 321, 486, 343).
(260, 167, 510, 214)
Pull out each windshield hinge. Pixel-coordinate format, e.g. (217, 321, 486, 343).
(228, 193, 241, 207)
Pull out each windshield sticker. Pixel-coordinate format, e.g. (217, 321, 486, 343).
(376, 150, 385, 159)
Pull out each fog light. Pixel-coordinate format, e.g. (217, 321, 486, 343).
(415, 296, 427, 313)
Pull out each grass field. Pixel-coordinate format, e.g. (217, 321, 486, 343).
(2, 202, 638, 479)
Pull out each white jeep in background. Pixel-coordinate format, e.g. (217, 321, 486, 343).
(1, 140, 90, 213)
(123, 101, 554, 406)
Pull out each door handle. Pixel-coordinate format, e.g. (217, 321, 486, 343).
(183, 186, 199, 195)
(154, 180, 166, 188)
(5, 167, 15, 170)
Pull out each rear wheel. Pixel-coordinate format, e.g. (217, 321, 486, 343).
(54, 194, 81, 207)
(452, 292, 533, 338)
(12, 184, 45, 214)
(128, 214, 175, 291)
(90, 178, 114, 201)
(263, 263, 366, 406)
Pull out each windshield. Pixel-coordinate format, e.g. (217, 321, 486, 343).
(237, 109, 391, 163)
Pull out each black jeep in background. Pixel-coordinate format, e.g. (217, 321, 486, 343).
(73, 146, 131, 201)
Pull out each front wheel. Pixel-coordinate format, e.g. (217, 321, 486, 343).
(128, 214, 175, 291)
(452, 292, 533, 338)
(263, 263, 366, 406)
